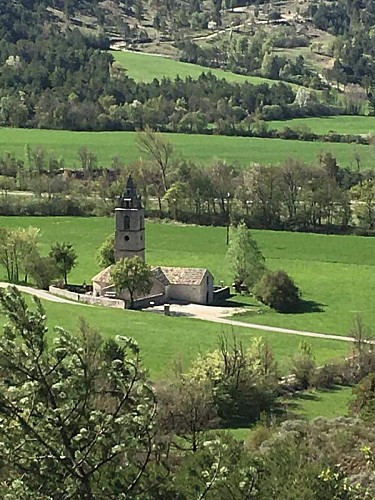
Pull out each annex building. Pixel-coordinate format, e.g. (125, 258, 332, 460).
(92, 176, 214, 306)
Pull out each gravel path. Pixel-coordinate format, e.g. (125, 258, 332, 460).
(148, 304, 359, 343)
(0, 283, 366, 344)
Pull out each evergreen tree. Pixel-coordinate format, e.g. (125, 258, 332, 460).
(227, 222, 266, 291)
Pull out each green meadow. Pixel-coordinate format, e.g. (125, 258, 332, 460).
(290, 386, 353, 420)
(110, 50, 281, 86)
(28, 299, 347, 379)
(1, 217, 374, 338)
(0, 128, 373, 169)
(268, 115, 375, 135)
(236, 385, 354, 440)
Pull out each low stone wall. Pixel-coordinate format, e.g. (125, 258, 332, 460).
(49, 286, 125, 309)
(213, 286, 231, 303)
(130, 293, 165, 310)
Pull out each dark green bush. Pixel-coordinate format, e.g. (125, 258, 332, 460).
(254, 269, 301, 312)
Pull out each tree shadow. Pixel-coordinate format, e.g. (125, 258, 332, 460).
(295, 392, 319, 401)
(279, 299, 325, 315)
(213, 297, 247, 308)
(296, 299, 325, 314)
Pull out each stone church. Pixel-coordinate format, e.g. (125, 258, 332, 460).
(92, 176, 215, 306)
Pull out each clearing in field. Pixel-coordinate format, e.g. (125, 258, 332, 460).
(0, 217, 374, 337)
(0, 128, 373, 169)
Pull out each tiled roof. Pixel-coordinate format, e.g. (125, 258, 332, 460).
(151, 267, 170, 286)
(92, 265, 113, 284)
(157, 267, 209, 286)
(93, 265, 211, 287)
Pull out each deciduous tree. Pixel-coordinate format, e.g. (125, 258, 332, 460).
(96, 234, 115, 268)
(137, 127, 176, 193)
(0, 226, 40, 283)
(49, 242, 77, 286)
(111, 256, 152, 308)
(0, 287, 159, 497)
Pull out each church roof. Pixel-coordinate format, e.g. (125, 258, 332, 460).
(93, 265, 211, 287)
(92, 265, 113, 284)
(157, 266, 210, 286)
(151, 267, 171, 286)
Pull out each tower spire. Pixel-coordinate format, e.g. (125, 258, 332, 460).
(119, 175, 142, 209)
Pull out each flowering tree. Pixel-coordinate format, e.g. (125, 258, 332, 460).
(0, 287, 159, 498)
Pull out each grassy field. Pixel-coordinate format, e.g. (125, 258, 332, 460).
(1, 217, 374, 338)
(290, 386, 352, 420)
(0, 128, 373, 169)
(268, 116, 375, 135)
(25, 299, 347, 379)
(225, 385, 353, 441)
(111, 50, 281, 86)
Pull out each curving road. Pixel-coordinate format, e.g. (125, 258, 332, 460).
(0, 283, 368, 345)
(148, 303, 359, 343)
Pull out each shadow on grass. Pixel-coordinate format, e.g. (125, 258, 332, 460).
(221, 403, 288, 431)
(213, 297, 249, 308)
(296, 299, 325, 314)
(295, 392, 319, 401)
(215, 293, 325, 315)
(279, 298, 326, 315)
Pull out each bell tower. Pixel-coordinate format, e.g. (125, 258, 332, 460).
(115, 175, 145, 262)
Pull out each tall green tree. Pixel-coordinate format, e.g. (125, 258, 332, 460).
(111, 256, 152, 308)
(0, 227, 40, 283)
(227, 222, 266, 290)
(96, 234, 115, 268)
(49, 242, 77, 286)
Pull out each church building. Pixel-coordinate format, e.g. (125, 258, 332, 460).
(92, 176, 215, 307)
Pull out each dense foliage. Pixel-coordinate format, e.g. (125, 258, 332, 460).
(254, 269, 301, 313)
(307, 1, 375, 98)
(0, 287, 374, 498)
(1, 139, 375, 234)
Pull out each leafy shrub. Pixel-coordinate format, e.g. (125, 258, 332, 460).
(291, 341, 316, 389)
(254, 269, 301, 312)
(350, 373, 375, 422)
(25, 253, 59, 289)
(312, 364, 341, 389)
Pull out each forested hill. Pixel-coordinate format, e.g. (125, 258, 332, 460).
(2, 1, 375, 132)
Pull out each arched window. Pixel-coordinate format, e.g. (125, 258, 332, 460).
(124, 215, 130, 230)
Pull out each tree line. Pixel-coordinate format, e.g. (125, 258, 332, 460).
(1, 131, 375, 234)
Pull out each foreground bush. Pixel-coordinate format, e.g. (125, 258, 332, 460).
(254, 269, 301, 312)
